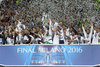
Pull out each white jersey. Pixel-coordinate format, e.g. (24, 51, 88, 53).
(16, 33, 23, 44)
(16, 21, 26, 32)
(92, 30, 99, 44)
(29, 35, 35, 44)
(77, 36, 84, 45)
(53, 32, 59, 44)
(0, 32, 2, 44)
(64, 35, 69, 45)
(52, 22, 58, 31)
(70, 35, 78, 45)
(66, 28, 70, 36)
(0, 38, 2, 44)
(59, 29, 64, 40)
(23, 35, 29, 41)
(82, 26, 93, 44)
(6, 37, 13, 45)
(21, 35, 30, 45)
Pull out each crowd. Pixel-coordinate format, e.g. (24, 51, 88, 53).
(0, 0, 100, 45)
(0, 14, 100, 45)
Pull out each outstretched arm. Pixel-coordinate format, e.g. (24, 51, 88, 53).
(90, 22, 93, 37)
(82, 24, 87, 38)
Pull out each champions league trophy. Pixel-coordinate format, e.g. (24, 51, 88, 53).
(42, 12, 50, 26)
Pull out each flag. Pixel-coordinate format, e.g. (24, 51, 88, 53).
(84, 24, 87, 29)
(94, 2, 98, 9)
(16, 0, 20, 4)
(98, 0, 100, 2)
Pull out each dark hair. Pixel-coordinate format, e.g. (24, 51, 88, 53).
(0, 65, 4, 67)
(94, 66, 100, 67)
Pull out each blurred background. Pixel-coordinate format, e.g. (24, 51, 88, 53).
(0, 0, 100, 30)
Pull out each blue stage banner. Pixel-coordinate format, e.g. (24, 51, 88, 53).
(0, 45, 100, 65)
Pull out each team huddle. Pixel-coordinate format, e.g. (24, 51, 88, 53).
(0, 14, 100, 45)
